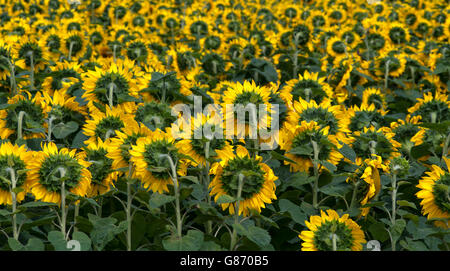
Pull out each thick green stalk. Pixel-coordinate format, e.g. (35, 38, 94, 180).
(230, 173, 244, 251)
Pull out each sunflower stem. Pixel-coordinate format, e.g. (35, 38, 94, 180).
(17, 111, 26, 141)
(58, 167, 67, 240)
(107, 82, 115, 108)
(230, 173, 244, 251)
(1, 56, 17, 95)
(29, 52, 34, 92)
(331, 233, 338, 251)
(125, 162, 134, 251)
(384, 59, 391, 91)
(6, 167, 18, 240)
(349, 180, 359, 210)
(47, 116, 55, 142)
(73, 202, 79, 233)
(159, 154, 182, 241)
(204, 141, 213, 235)
(311, 140, 320, 209)
(442, 133, 450, 159)
(68, 41, 75, 61)
(113, 45, 117, 63)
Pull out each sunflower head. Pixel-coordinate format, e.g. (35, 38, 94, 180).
(0, 142, 33, 205)
(299, 209, 366, 251)
(28, 142, 91, 204)
(209, 145, 277, 216)
(416, 157, 450, 229)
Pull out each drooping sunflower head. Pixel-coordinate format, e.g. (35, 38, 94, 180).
(299, 209, 366, 251)
(346, 155, 387, 216)
(222, 80, 272, 139)
(0, 142, 34, 205)
(209, 145, 277, 216)
(408, 91, 450, 124)
(79, 138, 120, 197)
(280, 70, 333, 108)
(140, 70, 192, 104)
(82, 106, 135, 144)
(28, 142, 91, 204)
(390, 115, 424, 153)
(0, 92, 48, 141)
(361, 87, 386, 111)
(347, 103, 387, 132)
(61, 30, 86, 61)
(14, 36, 49, 71)
(106, 119, 152, 173)
(280, 120, 343, 173)
(129, 129, 187, 193)
(385, 22, 410, 45)
(82, 58, 144, 111)
(42, 60, 82, 94)
(134, 101, 176, 132)
(286, 99, 350, 137)
(178, 113, 230, 167)
(0, 40, 12, 80)
(350, 126, 401, 165)
(416, 157, 450, 229)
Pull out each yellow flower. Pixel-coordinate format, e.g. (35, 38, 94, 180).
(28, 142, 91, 204)
(416, 157, 450, 229)
(299, 209, 366, 251)
(0, 142, 34, 205)
(129, 129, 188, 193)
(209, 145, 277, 216)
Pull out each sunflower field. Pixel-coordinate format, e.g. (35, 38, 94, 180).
(0, 0, 449, 252)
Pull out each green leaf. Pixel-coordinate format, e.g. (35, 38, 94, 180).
(19, 201, 57, 208)
(216, 194, 236, 205)
(234, 223, 271, 248)
(180, 175, 199, 184)
(71, 130, 89, 148)
(52, 121, 79, 139)
(270, 151, 297, 164)
(88, 214, 127, 251)
(338, 143, 356, 163)
(396, 200, 417, 210)
(288, 145, 313, 156)
(278, 199, 306, 225)
(321, 160, 337, 173)
(8, 238, 25, 251)
(162, 230, 204, 251)
(72, 231, 92, 251)
(25, 238, 45, 251)
(148, 193, 176, 209)
(48, 231, 69, 251)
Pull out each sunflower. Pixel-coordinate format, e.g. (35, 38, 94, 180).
(222, 80, 272, 139)
(106, 119, 152, 176)
(0, 92, 49, 141)
(209, 145, 277, 216)
(280, 121, 343, 173)
(133, 101, 176, 132)
(167, 43, 198, 76)
(178, 113, 232, 167)
(13, 36, 50, 71)
(346, 155, 388, 216)
(347, 103, 387, 132)
(79, 138, 120, 197)
(61, 30, 86, 61)
(416, 157, 450, 229)
(82, 58, 144, 111)
(0, 142, 34, 205)
(385, 22, 410, 45)
(284, 99, 350, 142)
(28, 142, 91, 204)
(82, 105, 136, 144)
(42, 89, 87, 138)
(326, 36, 348, 62)
(350, 126, 401, 166)
(41, 60, 82, 94)
(299, 209, 366, 251)
(280, 71, 333, 109)
(361, 87, 387, 111)
(408, 91, 450, 124)
(390, 115, 425, 154)
(0, 39, 12, 80)
(129, 129, 188, 193)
